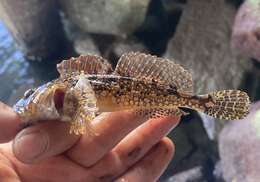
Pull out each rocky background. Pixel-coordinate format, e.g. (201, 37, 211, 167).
(0, 0, 260, 181)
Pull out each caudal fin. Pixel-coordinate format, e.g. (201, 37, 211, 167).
(205, 90, 250, 120)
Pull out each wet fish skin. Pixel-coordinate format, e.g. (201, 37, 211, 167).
(13, 52, 250, 135)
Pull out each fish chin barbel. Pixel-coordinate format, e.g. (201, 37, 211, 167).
(13, 52, 250, 135)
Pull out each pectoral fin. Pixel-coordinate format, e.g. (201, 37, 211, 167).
(68, 74, 98, 135)
(70, 107, 96, 135)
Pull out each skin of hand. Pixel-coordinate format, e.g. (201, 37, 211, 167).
(0, 101, 180, 182)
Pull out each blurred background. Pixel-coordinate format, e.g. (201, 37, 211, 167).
(0, 0, 260, 181)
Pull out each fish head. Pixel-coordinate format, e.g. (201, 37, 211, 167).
(13, 83, 65, 123)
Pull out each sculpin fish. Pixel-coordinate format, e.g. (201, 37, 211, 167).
(13, 52, 250, 135)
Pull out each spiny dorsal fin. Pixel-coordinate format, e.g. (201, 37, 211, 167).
(57, 55, 113, 77)
(114, 52, 193, 93)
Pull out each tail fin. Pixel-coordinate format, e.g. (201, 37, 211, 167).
(205, 90, 250, 120)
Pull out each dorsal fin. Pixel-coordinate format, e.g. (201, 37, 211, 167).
(114, 52, 193, 93)
(57, 55, 113, 77)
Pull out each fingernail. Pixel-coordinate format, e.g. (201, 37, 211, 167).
(13, 130, 49, 162)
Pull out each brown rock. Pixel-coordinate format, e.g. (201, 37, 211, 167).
(219, 101, 260, 182)
(231, 0, 260, 61)
(164, 0, 251, 94)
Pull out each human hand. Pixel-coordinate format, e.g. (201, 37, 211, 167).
(0, 101, 180, 182)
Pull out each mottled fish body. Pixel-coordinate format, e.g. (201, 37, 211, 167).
(13, 52, 250, 135)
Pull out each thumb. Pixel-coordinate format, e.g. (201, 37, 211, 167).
(0, 101, 20, 143)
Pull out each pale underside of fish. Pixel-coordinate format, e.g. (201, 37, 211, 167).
(13, 52, 250, 135)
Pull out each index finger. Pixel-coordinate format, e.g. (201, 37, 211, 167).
(0, 101, 21, 143)
(13, 111, 145, 164)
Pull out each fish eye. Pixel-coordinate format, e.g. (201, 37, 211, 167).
(23, 88, 35, 98)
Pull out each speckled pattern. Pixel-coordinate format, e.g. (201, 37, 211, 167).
(206, 90, 250, 120)
(13, 52, 251, 135)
